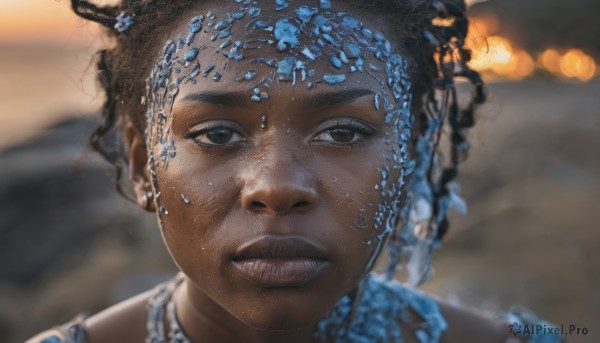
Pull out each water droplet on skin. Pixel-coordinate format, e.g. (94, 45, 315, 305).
(159, 206, 169, 215)
(212, 72, 222, 81)
(244, 70, 257, 80)
(181, 194, 191, 204)
(332, 177, 337, 183)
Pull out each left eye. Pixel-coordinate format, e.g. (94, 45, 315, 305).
(313, 119, 376, 144)
(316, 128, 360, 143)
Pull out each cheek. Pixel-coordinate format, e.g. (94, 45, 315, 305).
(316, 141, 398, 261)
(149, 143, 242, 268)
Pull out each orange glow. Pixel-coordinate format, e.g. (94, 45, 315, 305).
(559, 49, 596, 82)
(465, 15, 597, 82)
(432, 17, 456, 27)
(0, 0, 102, 43)
(465, 15, 535, 80)
(467, 33, 535, 80)
(469, 15, 499, 37)
(540, 49, 562, 75)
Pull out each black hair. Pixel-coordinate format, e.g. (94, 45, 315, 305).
(71, 0, 484, 246)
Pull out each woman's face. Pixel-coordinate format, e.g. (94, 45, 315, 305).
(134, 0, 413, 331)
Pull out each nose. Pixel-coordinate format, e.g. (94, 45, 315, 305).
(241, 155, 318, 215)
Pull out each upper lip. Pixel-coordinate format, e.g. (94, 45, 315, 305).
(233, 236, 328, 261)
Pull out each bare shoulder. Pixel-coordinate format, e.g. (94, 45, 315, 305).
(437, 300, 520, 343)
(26, 290, 153, 343)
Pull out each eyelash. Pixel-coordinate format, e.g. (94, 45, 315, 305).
(313, 119, 376, 149)
(184, 119, 377, 150)
(184, 121, 245, 151)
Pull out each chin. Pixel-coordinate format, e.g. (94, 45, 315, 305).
(232, 293, 331, 331)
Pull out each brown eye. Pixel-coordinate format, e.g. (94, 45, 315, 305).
(206, 128, 235, 144)
(314, 119, 375, 144)
(326, 128, 356, 143)
(186, 124, 246, 146)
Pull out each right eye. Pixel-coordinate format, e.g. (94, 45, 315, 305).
(185, 123, 246, 146)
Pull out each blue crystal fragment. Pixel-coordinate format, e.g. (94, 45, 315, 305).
(248, 7, 262, 17)
(230, 12, 245, 20)
(277, 56, 296, 81)
(215, 20, 232, 31)
(255, 20, 269, 29)
(295, 6, 319, 24)
(328, 54, 342, 68)
(323, 74, 346, 85)
(275, 0, 288, 11)
(183, 48, 199, 61)
(41, 336, 62, 343)
(219, 38, 233, 49)
(341, 15, 361, 29)
(188, 17, 202, 33)
(202, 65, 216, 77)
(321, 33, 338, 46)
(320, 0, 332, 9)
(185, 32, 195, 45)
(274, 19, 300, 51)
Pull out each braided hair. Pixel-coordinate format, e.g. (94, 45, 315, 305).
(72, 0, 485, 285)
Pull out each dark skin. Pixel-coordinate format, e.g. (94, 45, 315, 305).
(29, 1, 524, 342)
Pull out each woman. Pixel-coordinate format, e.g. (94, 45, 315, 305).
(29, 0, 563, 342)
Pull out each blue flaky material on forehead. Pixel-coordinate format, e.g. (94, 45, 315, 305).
(143, 0, 415, 253)
(144, 0, 454, 293)
(141, 1, 466, 338)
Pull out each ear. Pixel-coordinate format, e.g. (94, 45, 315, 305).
(126, 121, 156, 212)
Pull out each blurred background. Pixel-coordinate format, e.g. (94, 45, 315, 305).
(0, 0, 598, 342)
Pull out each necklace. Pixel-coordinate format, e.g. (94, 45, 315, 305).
(144, 273, 446, 343)
(146, 274, 193, 343)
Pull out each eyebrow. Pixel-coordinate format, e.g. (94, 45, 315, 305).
(182, 91, 250, 107)
(301, 88, 374, 109)
(181, 88, 374, 108)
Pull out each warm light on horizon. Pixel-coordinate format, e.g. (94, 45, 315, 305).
(0, 0, 102, 44)
(466, 15, 597, 82)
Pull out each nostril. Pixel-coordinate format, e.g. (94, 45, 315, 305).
(292, 201, 309, 208)
(251, 201, 267, 208)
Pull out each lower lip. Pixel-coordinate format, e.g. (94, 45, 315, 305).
(233, 258, 327, 287)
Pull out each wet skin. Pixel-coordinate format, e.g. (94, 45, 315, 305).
(129, 1, 407, 342)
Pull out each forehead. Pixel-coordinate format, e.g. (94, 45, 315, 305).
(156, 0, 401, 93)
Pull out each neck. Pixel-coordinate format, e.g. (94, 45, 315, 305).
(176, 276, 321, 343)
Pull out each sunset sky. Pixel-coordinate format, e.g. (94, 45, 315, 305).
(0, 0, 103, 43)
(0, 0, 487, 44)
